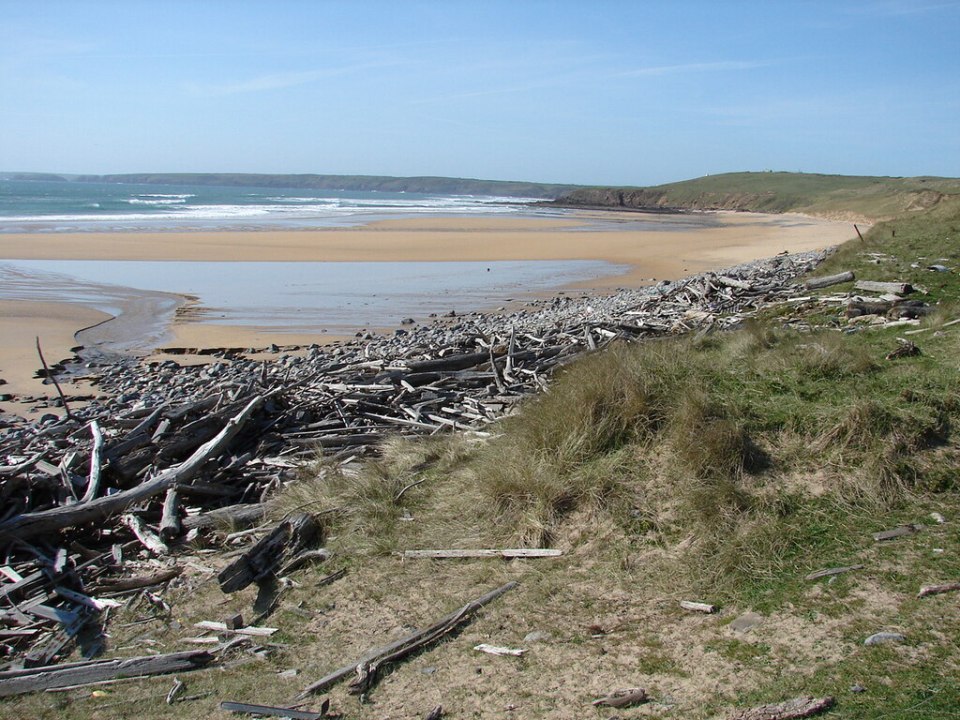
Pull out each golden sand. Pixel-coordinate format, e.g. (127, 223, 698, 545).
(0, 212, 857, 411)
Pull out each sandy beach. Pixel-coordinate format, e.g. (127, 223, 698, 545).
(0, 211, 856, 413)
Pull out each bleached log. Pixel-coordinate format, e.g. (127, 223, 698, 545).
(728, 696, 835, 720)
(0, 649, 213, 697)
(121, 514, 169, 556)
(805, 564, 863, 581)
(0, 395, 266, 541)
(80, 421, 104, 503)
(804, 271, 854, 290)
(297, 581, 517, 699)
(399, 549, 563, 559)
(159, 488, 182, 541)
(854, 280, 912, 295)
(679, 600, 717, 613)
(918, 582, 960, 598)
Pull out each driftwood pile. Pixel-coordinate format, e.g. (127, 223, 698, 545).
(0, 247, 930, 682)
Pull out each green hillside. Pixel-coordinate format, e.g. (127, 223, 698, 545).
(558, 171, 960, 220)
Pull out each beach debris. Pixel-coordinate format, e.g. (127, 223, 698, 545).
(217, 513, 322, 593)
(474, 643, 526, 657)
(885, 339, 921, 360)
(679, 600, 717, 614)
(804, 271, 854, 290)
(0, 648, 214, 697)
(864, 632, 907, 646)
(917, 582, 960, 598)
(0, 248, 837, 667)
(220, 700, 329, 719)
(804, 565, 864, 581)
(728, 696, 835, 720)
(398, 548, 562, 559)
(297, 581, 517, 699)
(592, 687, 649, 708)
(873, 524, 922, 542)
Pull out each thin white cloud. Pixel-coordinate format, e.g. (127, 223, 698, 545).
(186, 61, 399, 97)
(619, 60, 767, 77)
(849, 0, 960, 16)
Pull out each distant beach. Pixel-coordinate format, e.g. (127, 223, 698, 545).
(0, 183, 857, 410)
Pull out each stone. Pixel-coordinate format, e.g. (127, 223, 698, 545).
(729, 612, 763, 633)
(864, 632, 907, 646)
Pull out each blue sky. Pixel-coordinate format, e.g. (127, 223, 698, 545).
(1, 0, 958, 185)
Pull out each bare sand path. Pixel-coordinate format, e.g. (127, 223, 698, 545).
(0, 212, 856, 412)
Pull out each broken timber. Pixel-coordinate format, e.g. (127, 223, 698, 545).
(398, 548, 563, 559)
(804, 271, 854, 290)
(217, 513, 321, 593)
(917, 582, 960, 598)
(0, 395, 266, 541)
(296, 581, 517, 700)
(728, 696, 835, 720)
(0, 649, 214, 697)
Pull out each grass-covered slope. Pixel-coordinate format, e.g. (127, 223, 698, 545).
(12, 193, 959, 720)
(558, 171, 960, 221)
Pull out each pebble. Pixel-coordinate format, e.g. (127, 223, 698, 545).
(729, 612, 764, 633)
(864, 632, 907, 646)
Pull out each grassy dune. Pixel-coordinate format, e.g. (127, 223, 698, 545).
(560, 171, 960, 220)
(13, 185, 960, 720)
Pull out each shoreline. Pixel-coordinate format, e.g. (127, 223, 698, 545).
(0, 211, 857, 415)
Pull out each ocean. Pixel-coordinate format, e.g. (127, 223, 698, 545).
(0, 178, 548, 232)
(0, 178, 630, 350)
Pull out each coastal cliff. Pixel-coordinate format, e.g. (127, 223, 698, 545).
(554, 171, 960, 220)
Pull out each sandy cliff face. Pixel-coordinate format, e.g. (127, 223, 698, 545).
(559, 187, 783, 212)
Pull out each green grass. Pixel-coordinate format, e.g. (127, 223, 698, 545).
(565, 171, 960, 220)
(10, 195, 959, 720)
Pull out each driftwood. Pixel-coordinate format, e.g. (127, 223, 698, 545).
(220, 701, 327, 719)
(182, 502, 269, 531)
(854, 280, 912, 295)
(804, 271, 854, 290)
(398, 548, 563, 559)
(218, 513, 321, 593)
(0, 250, 834, 665)
(159, 488, 182, 541)
(122, 513, 169, 555)
(297, 581, 518, 699)
(679, 600, 717, 613)
(592, 687, 648, 708)
(805, 565, 864, 581)
(81, 420, 104, 503)
(90, 566, 182, 594)
(873, 525, 921, 542)
(918, 582, 960, 598)
(728, 696, 835, 720)
(0, 395, 265, 541)
(0, 648, 213, 697)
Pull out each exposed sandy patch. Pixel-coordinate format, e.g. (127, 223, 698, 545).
(0, 212, 855, 291)
(0, 300, 109, 417)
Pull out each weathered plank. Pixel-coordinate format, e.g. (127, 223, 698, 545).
(297, 581, 517, 699)
(398, 549, 563, 559)
(728, 696, 835, 720)
(0, 649, 214, 696)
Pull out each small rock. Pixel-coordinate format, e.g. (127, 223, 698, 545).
(523, 630, 551, 643)
(729, 612, 763, 633)
(420, 666, 437, 675)
(850, 684, 867, 693)
(277, 668, 299, 679)
(864, 632, 907, 646)
(930, 512, 946, 524)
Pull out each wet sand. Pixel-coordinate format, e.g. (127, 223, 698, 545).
(0, 211, 856, 411)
